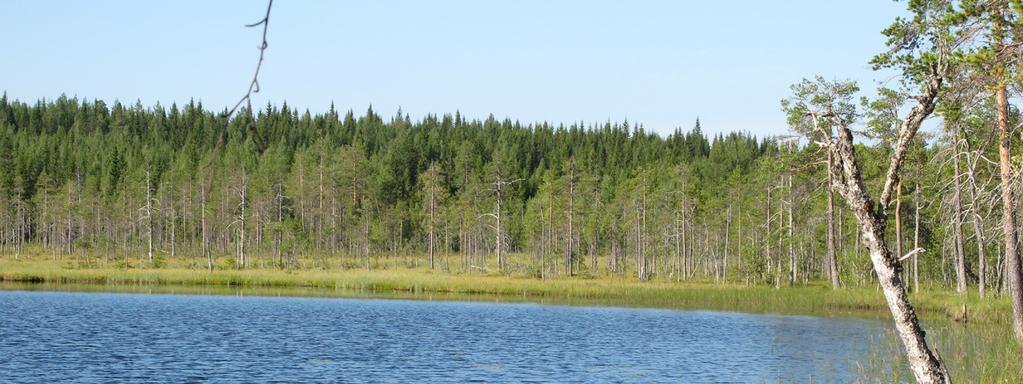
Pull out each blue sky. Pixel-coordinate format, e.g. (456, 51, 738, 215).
(2, 1, 907, 137)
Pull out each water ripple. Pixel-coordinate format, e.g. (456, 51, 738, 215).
(0, 291, 885, 383)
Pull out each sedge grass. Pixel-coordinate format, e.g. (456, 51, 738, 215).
(0, 256, 1012, 322)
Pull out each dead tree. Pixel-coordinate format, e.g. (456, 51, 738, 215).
(826, 145, 841, 288)
(565, 158, 577, 276)
(964, 138, 993, 298)
(201, 167, 212, 272)
(787, 174, 796, 287)
(951, 125, 968, 293)
(914, 183, 921, 293)
(483, 163, 521, 273)
(144, 169, 155, 266)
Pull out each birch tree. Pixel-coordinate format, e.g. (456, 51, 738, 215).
(785, 74, 951, 383)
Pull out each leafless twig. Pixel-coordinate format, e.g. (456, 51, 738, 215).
(898, 247, 925, 262)
(223, 0, 273, 123)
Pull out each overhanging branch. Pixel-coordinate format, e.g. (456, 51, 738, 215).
(223, 0, 274, 122)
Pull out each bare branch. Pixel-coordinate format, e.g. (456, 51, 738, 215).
(223, 0, 274, 122)
(898, 247, 925, 262)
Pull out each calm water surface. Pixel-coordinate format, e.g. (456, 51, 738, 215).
(0, 290, 886, 383)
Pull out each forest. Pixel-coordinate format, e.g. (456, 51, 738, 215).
(0, 90, 1008, 293)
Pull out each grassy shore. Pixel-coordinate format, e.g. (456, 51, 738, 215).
(2, 255, 1022, 381)
(0, 256, 1011, 323)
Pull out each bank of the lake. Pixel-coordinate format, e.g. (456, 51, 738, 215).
(0, 258, 1013, 322)
(2, 258, 1023, 381)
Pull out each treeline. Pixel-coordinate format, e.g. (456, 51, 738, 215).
(0, 93, 1012, 293)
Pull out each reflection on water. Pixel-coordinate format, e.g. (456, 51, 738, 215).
(0, 290, 887, 383)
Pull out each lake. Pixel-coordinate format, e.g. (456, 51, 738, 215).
(0, 290, 887, 383)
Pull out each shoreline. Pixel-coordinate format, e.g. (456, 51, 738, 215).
(0, 258, 1008, 323)
(1, 281, 887, 320)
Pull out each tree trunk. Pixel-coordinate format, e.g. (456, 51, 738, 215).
(788, 175, 795, 288)
(146, 170, 154, 266)
(776, 187, 783, 289)
(276, 182, 284, 268)
(965, 152, 987, 298)
(766, 186, 772, 287)
(239, 171, 248, 269)
(724, 205, 731, 283)
(495, 184, 503, 272)
(566, 159, 575, 276)
(972, 210, 987, 299)
(674, 207, 682, 283)
(737, 203, 744, 280)
(428, 173, 436, 270)
(995, 66, 1023, 342)
(682, 198, 688, 280)
(951, 127, 968, 294)
(827, 150, 841, 288)
(170, 207, 176, 259)
(202, 176, 211, 272)
(895, 180, 903, 285)
(914, 183, 921, 294)
(318, 148, 324, 250)
(828, 111, 948, 383)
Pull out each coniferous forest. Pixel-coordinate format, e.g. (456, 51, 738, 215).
(0, 91, 1011, 293)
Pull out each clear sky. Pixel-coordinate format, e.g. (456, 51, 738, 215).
(2, 1, 908, 137)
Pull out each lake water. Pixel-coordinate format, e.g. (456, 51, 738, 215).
(0, 290, 887, 383)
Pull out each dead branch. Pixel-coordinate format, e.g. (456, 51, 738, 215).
(223, 0, 274, 122)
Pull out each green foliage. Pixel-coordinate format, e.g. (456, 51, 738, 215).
(0, 92, 996, 289)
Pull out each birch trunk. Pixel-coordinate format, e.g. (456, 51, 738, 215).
(825, 93, 949, 382)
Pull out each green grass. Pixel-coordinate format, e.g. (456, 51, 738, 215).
(2, 255, 1021, 382)
(0, 256, 1012, 321)
(854, 319, 1023, 383)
